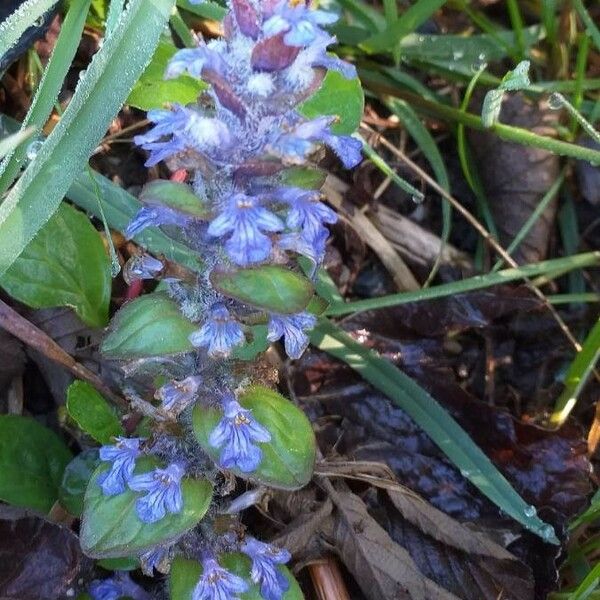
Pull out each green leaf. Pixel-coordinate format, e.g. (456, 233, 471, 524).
(211, 266, 314, 315)
(0, 0, 92, 194)
(80, 456, 213, 558)
(0, 0, 175, 277)
(176, 0, 227, 21)
(59, 449, 101, 517)
(139, 179, 209, 218)
(0, 127, 35, 161)
(192, 384, 316, 490)
(97, 556, 140, 571)
(0, 0, 61, 61)
(277, 167, 327, 190)
(0, 415, 72, 512)
(66, 381, 124, 444)
(0, 203, 111, 328)
(299, 69, 364, 135)
(127, 40, 206, 110)
(67, 170, 204, 273)
(231, 324, 270, 361)
(101, 293, 196, 359)
(310, 318, 559, 544)
(169, 554, 303, 600)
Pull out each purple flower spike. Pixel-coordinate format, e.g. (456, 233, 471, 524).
(267, 311, 316, 359)
(157, 375, 203, 414)
(263, 2, 338, 47)
(208, 194, 283, 266)
(192, 557, 248, 600)
(232, 0, 261, 38)
(209, 397, 271, 472)
(128, 463, 185, 524)
(166, 45, 227, 80)
(97, 437, 143, 496)
(190, 303, 245, 357)
(89, 572, 150, 600)
(241, 537, 291, 600)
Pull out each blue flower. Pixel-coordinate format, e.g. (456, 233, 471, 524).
(123, 254, 163, 284)
(241, 537, 291, 600)
(293, 33, 357, 80)
(135, 105, 232, 166)
(156, 375, 203, 414)
(278, 229, 328, 267)
(209, 396, 271, 472)
(166, 44, 227, 80)
(279, 187, 337, 241)
(97, 437, 143, 496)
(267, 311, 316, 359)
(189, 303, 245, 357)
(263, 2, 338, 47)
(89, 572, 150, 600)
(272, 116, 363, 169)
(125, 205, 191, 238)
(192, 557, 249, 600)
(208, 194, 283, 266)
(128, 463, 185, 523)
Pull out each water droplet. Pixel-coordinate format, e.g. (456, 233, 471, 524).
(411, 191, 425, 204)
(524, 505, 537, 518)
(26, 140, 43, 161)
(453, 50, 464, 60)
(471, 59, 487, 73)
(417, 35, 425, 43)
(478, 53, 486, 61)
(460, 469, 471, 478)
(541, 524, 556, 541)
(548, 92, 564, 110)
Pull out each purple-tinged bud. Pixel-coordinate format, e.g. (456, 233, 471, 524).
(128, 463, 185, 523)
(123, 254, 164, 284)
(202, 69, 247, 118)
(251, 33, 300, 72)
(156, 375, 203, 414)
(208, 396, 271, 472)
(232, 0, 261, 39)
(140, 546, 171, 576)
(126, 205, 191, 239)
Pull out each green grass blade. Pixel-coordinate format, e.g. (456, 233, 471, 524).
(66, 170, 204, 273)
(0, 127, 35, 160)
(176, 0, 226, 21)
(572, 0, 600, 53)
(569, 560, 600, 599)
(360, 0, 447, 58)
(310, 318, 559, 543)
(0, 0, 175, 276)
(106, 0, 125, 34)
(0, 0, 61, 62)
(326, 252, 600, 315)
(0, 0, 92, 194)
(550, 317, 600, 427)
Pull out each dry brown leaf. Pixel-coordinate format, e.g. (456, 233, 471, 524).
(330, 487, 460, 600)
(385, 487, 515, 560)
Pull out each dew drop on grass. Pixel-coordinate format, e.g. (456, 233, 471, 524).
(26, 141, 43, 160)
(548, 92, 564, 110)
(524, 505, 537, 518)
(411, 191, 425, 204)
(541, 524, 556, 541)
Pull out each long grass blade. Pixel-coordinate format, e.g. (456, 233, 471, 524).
(0, 0, 92, 194)
(0, 0, 175, 276)
(310, 318, 559, 543)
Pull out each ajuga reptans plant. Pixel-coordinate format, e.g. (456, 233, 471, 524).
(83, 1, 362, 598)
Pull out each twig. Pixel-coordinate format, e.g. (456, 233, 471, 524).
(0, 299, 127, 409)
(360, 123, 583, 353)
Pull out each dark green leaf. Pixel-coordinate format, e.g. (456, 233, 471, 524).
(139, 179, 209, 218)
(211, 266, 314, 315)
(192, 384, 316, 490)
(97, 557, 140, 571)
(127, 40, 206, 111)
(176, 0, 227, 20)
(101, 293, 196, 359)
(59, 449, 101, 517)
(169, 553, 303, 600)
(277, 167, 327, 190)
(0, 415, 72, 512)
(299, 70, 364, 135)
(231, 324, 270, 361)
(66, 381, 123, 444)
(80, 457, 213, 558)
(0, 203, 111, 328)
